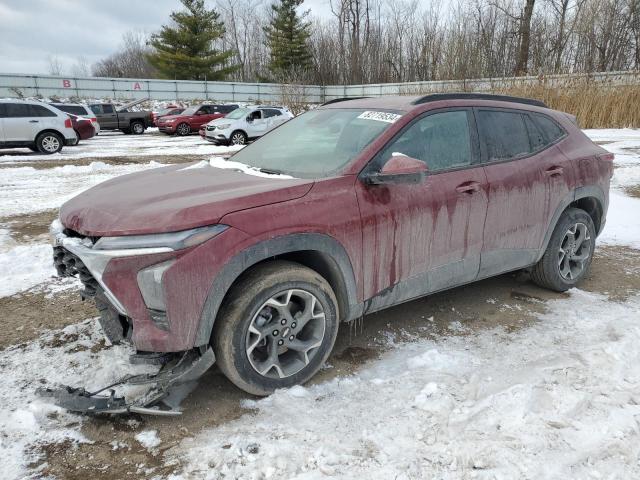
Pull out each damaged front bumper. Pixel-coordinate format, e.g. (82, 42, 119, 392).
(39, 347, 215, 415)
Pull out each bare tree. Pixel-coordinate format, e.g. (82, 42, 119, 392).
(47, 55, 63, 76)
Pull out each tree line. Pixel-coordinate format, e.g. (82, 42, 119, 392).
(88, 0, 640, 85)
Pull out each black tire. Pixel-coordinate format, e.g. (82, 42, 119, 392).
(176, 123, 191, 136)
(35, 131, 63, 154)
(531, 207, 596, 292)
(28, 146, 38, 152)
(229, 130, 247, 145)
(130, 120, 145, 135)
(213, 261, 339, 396)
(74, 130, 81, 145)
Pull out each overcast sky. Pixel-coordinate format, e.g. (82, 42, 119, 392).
(0, 0, 334, 75)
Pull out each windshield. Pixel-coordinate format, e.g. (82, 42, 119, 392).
(229, 109, 400, 178)
(182, 106, 198, 115)
(225, 107, 251, 120)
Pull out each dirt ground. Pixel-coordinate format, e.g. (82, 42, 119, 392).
(0, 154, 213, 170)
(0, 244, 635, 479)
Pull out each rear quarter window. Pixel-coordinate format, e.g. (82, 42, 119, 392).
(532, 113, 566, 143)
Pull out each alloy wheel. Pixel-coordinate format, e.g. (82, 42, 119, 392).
(42, 135, 60, 153)
(231, 132, 246, 145)
(558, 222, 591, 280)
(178, 124, 190, 135)
(132, 122, 144, 134)
(245, 289, 326, 379)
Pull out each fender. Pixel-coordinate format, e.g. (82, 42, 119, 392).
(536, 185, 607, 263)
(194, 233, 362, 346)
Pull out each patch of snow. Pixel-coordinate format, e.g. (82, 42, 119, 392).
(171, 290, 640, 478)
(209, 156, 295, 179)
(0, 243, 56, 297)
(135, 430, 161, 451)
(599, 192, 640, 248)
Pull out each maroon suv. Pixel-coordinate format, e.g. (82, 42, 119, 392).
(51, 94, 612, 412)
(156, 103, 238, 136)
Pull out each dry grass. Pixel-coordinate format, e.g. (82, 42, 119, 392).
(398, 74, 640, 129)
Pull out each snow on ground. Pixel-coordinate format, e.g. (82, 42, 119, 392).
(0, 321, 155, 480)
(0, 129, 242, 163)
(170, 290, 640, 479)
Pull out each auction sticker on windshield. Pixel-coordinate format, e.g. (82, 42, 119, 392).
(357, 111, 402, 123)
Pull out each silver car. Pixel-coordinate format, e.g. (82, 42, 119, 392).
(0, 100, 77, 154)
(204, 106, 293, 145)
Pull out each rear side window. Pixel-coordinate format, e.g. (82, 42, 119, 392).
(263, 109, 282, 118)
(53, 104, 87, 116)
(30, 105, 57, 117)
(532, 113, 566, 143)
(478, 110, 531, 161)
(5, 103, 32, 118)
(379, 110, 472, 172)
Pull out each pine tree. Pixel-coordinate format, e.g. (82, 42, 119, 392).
(147, 0, 237, 80)
(264, 0, 313, 78)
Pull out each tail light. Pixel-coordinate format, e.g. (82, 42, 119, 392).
(64, 118, 72, 128)
(90, 117, 97, 123)
(598, 152, 615, 178)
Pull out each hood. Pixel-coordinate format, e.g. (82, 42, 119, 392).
(158, 114, 186, 122)
(60, 163, 314, 236)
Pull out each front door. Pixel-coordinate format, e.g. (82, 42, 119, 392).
(355, 109, 489, 312)
(91, 104, 118, 129)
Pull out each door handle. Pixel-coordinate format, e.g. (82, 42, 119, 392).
(29, 120, 39, 123)
(544, 166, 564, 177)
(456, 181, 481, 194)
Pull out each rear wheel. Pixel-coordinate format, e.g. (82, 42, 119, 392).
(213, 261, 339, 396)
(176, 123, 191, 136)
(230, 130, 247, 145)
(531, 208, 596, 292)
(131, 120, 145, 135)
(36, 132, 63, 154)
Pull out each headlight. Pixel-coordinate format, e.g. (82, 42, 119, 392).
(93, 225, 228, 251)
(216, 123, 231, 130)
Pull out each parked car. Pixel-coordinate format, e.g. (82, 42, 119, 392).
(68, 113, 96, 143)
(204, 106, 293, 145)
(50, 103, 100, 134)
(50, 93, 612, 413)
(151, 106, 184, 126)
(157, 104, 239, 136)
(0, 100, 77, 154)
(89, 99, 153, 134)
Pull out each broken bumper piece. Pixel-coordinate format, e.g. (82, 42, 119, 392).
(38, 347, 215, 416)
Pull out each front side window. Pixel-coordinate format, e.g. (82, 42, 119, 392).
(90, 105, 103, 114)
(478, 110, 531, 161)
(102, 104, 114, 114)
(229, 108, 398, 178)
(378, 110, 472, 172)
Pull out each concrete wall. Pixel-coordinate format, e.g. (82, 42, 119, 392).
(2, 71, 639, 104)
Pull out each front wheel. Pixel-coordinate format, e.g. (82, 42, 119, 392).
(176, 123, 191, 136)
(213, 261, 339, 396)
(229, 130, 247, 145)
(531, 207, 596, 292)
(36, 132, 63, 154)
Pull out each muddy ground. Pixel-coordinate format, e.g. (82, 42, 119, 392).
(1, 244, 636, 479)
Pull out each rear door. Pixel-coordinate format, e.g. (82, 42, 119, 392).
(477, 107, 572, 277)
(3, 103, 39, 142)
(355, 108, 489, 310)
(263, 108, 287, 132)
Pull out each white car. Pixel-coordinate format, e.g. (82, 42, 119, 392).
(204, 106, 293, 145)
(0, 99, 78, 154)
(50, 103, 101, 134)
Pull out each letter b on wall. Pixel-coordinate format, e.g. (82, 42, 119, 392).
(62, 79, 71, 88)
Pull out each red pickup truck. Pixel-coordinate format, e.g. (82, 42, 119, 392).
(157, 104, 239, 136)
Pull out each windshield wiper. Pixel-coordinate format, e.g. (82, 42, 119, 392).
(258, 168, 284, 175)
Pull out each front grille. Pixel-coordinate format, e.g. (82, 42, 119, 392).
(53, 246, 99, 297)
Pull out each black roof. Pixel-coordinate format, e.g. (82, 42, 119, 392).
(411, 93, 547, 108)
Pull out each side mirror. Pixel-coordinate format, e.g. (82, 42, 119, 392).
(363, 155, 428, 185)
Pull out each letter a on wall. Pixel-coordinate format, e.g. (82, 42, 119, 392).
(133, 82, 141, 90)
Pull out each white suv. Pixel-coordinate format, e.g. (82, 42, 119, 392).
(0, 100, 78, 154)
(204, 106, 293, 145)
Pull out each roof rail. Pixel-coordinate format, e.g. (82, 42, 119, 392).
(321, 96, 371, 106)
(411, 93, 547, 108)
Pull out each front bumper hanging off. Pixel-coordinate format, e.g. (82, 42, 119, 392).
(39, 347, 215, 415)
